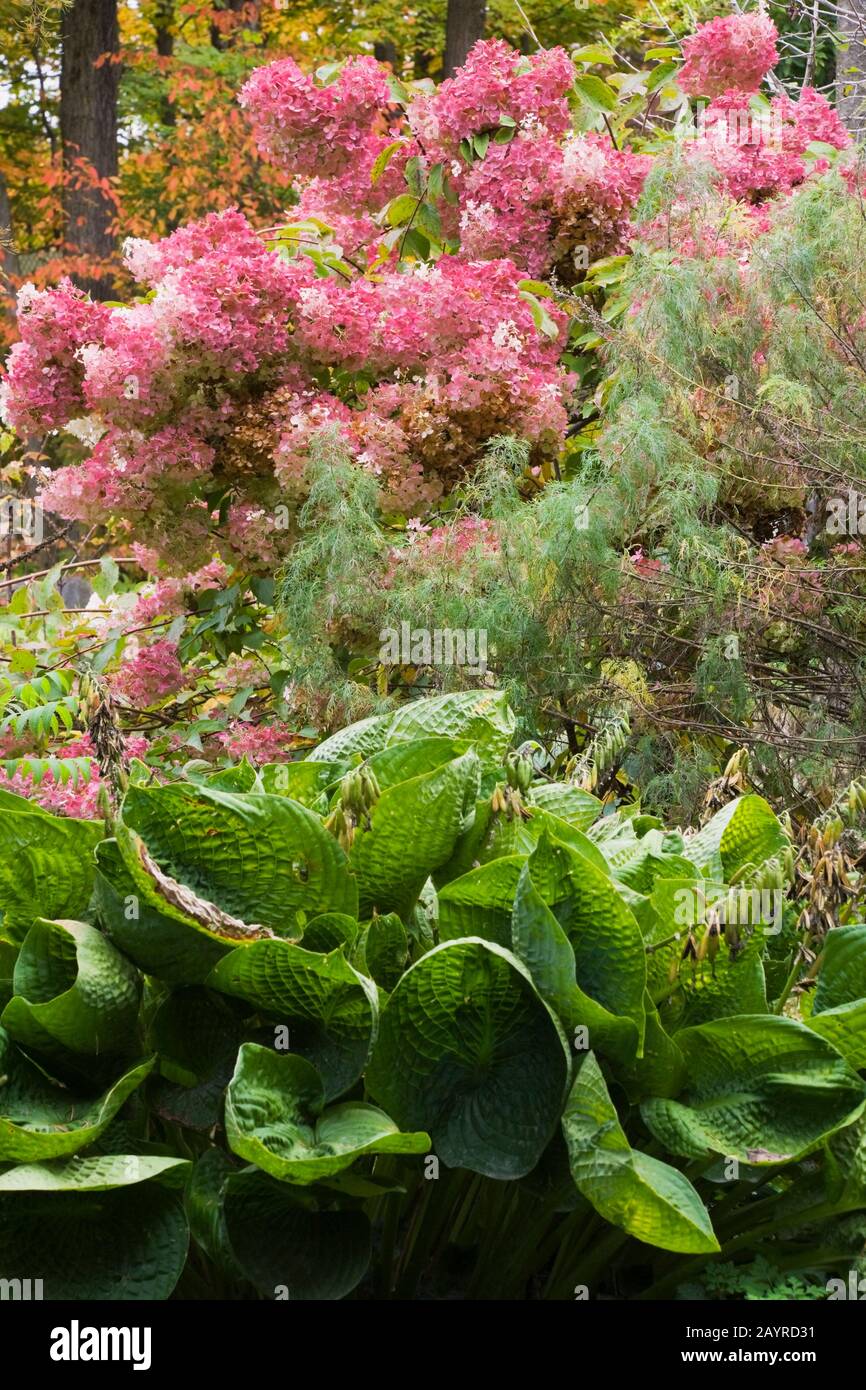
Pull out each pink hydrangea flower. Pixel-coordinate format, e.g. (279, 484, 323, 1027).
(679, 12, 779, 98)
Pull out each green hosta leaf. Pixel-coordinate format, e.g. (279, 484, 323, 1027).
(563, 1052, 718, 1253)
(437, 799, 608, 886)
(528, 782, 601, 831)
(683, 795, 788, 880)
(208, 939, 378, 1100)
(0, 804, 103, 945)
(384, 689, 515, 767)
(225, 1044, 429, 1182)
(2, 918, 140, 1063)
(642, 1016, 866, 1164)
(313, 714, 391, 764)
(259, 760, 343, 808)
(348, 750, 480, 916)
(807, 997, 866, 1071)
(0, 1155, 189, 1191)
(366, 938, 571, 1178)
(357, 912, 408, 991)
(122, 783, 358, 931)
(813, 925, 866, 1012)
(615, 998, 686, 1102)
(205, 758, 259, 792)
(361, 736, 461, 791)
(301, 912, 359, 953)
(94, 834, 239, 986)
(511, 834, 645, 1064)
(0, 1183, 187, 1299)
(149, 987, 243, 1130)
(0, 1028, 153, 1160)
(223, 1168, 371, 1300)
(438, 855, 526, 945)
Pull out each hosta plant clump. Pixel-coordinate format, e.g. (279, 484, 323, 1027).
(0, 690, 865, 1300)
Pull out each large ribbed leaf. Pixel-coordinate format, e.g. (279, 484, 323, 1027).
(222, 1168, 371, 1300)
(436, 800, 609, 886)
(511, 841, 644, 1065)
(562, 1052, 718, 1253)
(0, 1027, 153, 1161)
(0, 1155, 189, 1192)
(1, 918, 140, 1063)
(682, 795, 788, 879)
(348, 750, 479, 916)
(94, 833, 239, 986)
(805, 930, 866, 1068)
(438, 856, 526, 945)
(0, 804, 103, 945)
(642, 1015, 866, 1163)
(225, 1044, 429, 1182)
(259, 760, 344, 808)
(0, 1182, 187, 1299)
(208, 939, 378, 1099)
(313, 714, 391, 763)
(527, 782, 601, 831)
(149, 987, 243, 1130)
(384, 689, 515, 766)
(813, 925, 866, 1013)
(122, 783, 358, 930)
(366, 938, 571, 1178)
(511, 832, 646, 1060)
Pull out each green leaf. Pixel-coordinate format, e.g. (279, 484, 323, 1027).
(573, 73, 618, 113)
(94, 833, 242, 986)
(259, 760, 343, 807)
(208, 939, 378, 1100)
(0, 1182, 188, 1299)
(642, 1015, 866, 1164)
(313, 714, 391, 763)
(122, 783, 358, 932)
(683, 795, 788, 880)
(366, 938, 571, 1178)
(223, 1168, 371, 1300)
(563, 1053, 718, 1253)
(386, 193, 419, 226)
(0, 1028, 153, 1161)
(385, 689, 515, 767)
(2, 918, 140, 1063)
(813, 925, 866, 1012)
(361, 912, 408, 991)
(438, 855, 527, 945)
(511, 833, 646, 1063)
(0, 1154, 189, 1191)
(149, 987, 243, 1130)
(225, 1044, 429, 1183)
(370, 137, 404, 184)
(348, 750, 480, 916)
(528, 782, 602, 830)
(0, 804, 103, 945)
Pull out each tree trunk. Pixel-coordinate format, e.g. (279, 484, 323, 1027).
(838, 0, 866, 136)
(154, 0, 174, 57)
(0, 172, 21, 309)
(443, 0, 486, 78)
(59, 0, 119, 293)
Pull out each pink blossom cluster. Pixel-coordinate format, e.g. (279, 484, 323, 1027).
(409, 40, 575, 154)
(217, 719, 300, 762)
(111, 638, 186, 707)
(0, 279, 108, 435)
(695, 86, 850, 200)
(679, 12, 779, 98)
(0, 733, 149, 819)
(238, 56, 391, 178)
